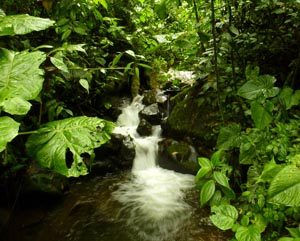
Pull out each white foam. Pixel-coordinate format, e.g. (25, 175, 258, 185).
(112, 94, 195, 241)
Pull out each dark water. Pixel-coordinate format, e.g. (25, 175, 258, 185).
(3, 96, 230, 241)
(3, 172, 230, 241)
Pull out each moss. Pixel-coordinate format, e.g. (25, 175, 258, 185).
(165, 84, 221, 147)
(166, 142, 199, 173)
(131, 75, 140, 97)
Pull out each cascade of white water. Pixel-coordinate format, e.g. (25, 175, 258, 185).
(113, 95, 195, 241)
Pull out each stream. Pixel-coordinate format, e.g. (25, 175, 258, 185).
(3, 96, 229, 241)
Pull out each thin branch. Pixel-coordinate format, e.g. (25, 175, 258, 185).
(211, 0, 224, 122)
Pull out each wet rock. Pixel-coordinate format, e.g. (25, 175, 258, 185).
(137, 119, 152, 136)
(92, 160, 116, 175)
(163, 83, 222, 149)
(143, 90, 157, 105)
(23, 165, 68, 197)
(94, 133, 136, 170)
(158, 139, 199, 174)
(120, 135, 136, 163)
(69, 199, 97, 216)
(139, 103, 162, 125)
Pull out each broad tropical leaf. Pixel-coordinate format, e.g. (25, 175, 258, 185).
(217, 124, 241, 150)
(26, 117, 115, 177)
(0, 14, 54, 36)
(238, 74, 279, 100)
(0, 48, 46, 115)
(235, 225, 261, 241)
(268, 165, 300, 206)
(210, 204, 238, 230)
(0, 116, 20, 152)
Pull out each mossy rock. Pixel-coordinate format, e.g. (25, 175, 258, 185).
(164, 84, 221, 148)
(159, 139, 199, 174)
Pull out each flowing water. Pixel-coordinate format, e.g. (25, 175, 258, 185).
(3, 96, 230, 241)
(113, 96, 195, 241)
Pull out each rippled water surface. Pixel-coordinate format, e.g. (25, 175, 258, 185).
(6, 173, 229, 241)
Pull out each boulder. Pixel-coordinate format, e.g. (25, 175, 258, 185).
(158, 139, 199, 174)
(137, 119, 152, 136)
(120, 135, 136, 163)
(139, 103, 162, 125)
(143, 90, 157, 105)
(94, 133, 136, 170)
(163, 83, 222, 151)
(23, 165, 68, 197)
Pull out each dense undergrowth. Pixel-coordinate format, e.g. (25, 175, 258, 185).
(1, 0, 300, 240)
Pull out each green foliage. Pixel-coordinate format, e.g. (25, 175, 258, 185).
(268, 165, 300, 207)
(26, 117, 115, 177)
(0, 10, 115, 178)
(0, 116, 20, 152)
(210, 204, 238, 230)
(0, 14, 54, 36)
(196, 151, 234, 207)
(0, 48, 46, 115)
(235, 225, 261, 241)
(217, 123, 241, 150)
(238, 66, 279, 100)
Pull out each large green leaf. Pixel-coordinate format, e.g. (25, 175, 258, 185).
(268, 165, 300, 206)
(235, 225, 261, 241)
(0, 48, 46, 115)
(26, 117, 115, 177)
(250, 101, 273, 129)
(0, 14, 54, 36)
(210, 204, 238, 230)
(217, 123, 241, 150)
(238, 75, 279, 100)
(0, 116, 20, 152)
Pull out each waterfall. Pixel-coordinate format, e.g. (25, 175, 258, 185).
(113, 96, 195, 241)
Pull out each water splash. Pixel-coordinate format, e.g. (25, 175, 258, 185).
(113, 95, 195, 241)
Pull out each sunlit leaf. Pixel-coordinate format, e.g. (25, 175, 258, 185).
(1, 97, 31, 115)
(235, 225, 261, 241)
(0, 48, 46, 115)
(0, 116, 20, 152)
(268, 165, 300, 206)
(195, 166, 211, 183)
(200, 180, 215, 206)
(198, 157, 212, 168)
(210, 204, 238, 230)
(213, 172, 230, 189)
(26, 117, 115, 177)
(0, 14, 54, 36)
(50, 56, 69, 73)
(79, 79, 89, 94)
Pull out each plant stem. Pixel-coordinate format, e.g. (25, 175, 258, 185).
(211, 0, 224, 122)
(18, 131, 38, 135)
